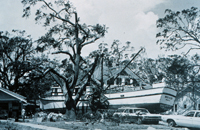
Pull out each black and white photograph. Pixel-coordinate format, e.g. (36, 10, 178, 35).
(0, 0, 200, 129)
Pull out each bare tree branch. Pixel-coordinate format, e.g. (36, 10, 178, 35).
(184, 47, 200, 56)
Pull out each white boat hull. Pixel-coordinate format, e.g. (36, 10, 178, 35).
(40, 86, 177, 113)
(105, 87, 176, 112)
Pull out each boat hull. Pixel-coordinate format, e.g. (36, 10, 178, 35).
(105, 87, 176, 113)
(40, 86, 177, 113)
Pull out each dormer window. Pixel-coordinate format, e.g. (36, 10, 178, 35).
(117, 78, 122, 85)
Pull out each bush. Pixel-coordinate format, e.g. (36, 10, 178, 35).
(34, 112, 48, 122)
(109, 114, 121, 123)
(82, 111, 101, 122)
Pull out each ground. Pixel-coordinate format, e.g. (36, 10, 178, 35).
(0, 121, 42, 130)
(0, 119, 197, 130)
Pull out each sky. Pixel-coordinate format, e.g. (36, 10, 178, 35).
(0, 0, 200, 59)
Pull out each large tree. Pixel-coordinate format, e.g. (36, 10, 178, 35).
(163, 55, 190, 92)
(164, 54, 200, 109)
(19, 56, 56, 104)
(156, 7, 200, 109)
(156, 7, 200, 55)
(22, 0, 107, 119)
(0, 30, 54, 101)
(0, 30, 34, 91)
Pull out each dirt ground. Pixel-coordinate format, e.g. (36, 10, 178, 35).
(25, 120, 194, 130)
(0, 120, 198, 130)
(0, 121, 42, 130)
(36, 121, 182, 130)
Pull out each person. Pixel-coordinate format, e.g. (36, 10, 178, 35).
(21, 108, 26, 122)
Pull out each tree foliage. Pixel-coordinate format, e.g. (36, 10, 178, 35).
(133, 58, 164, 85)
(156, 7, 200, 55)
(0, 30, 35, 91)
(0, 30, 54, 101)
(110, 40, 134, 66)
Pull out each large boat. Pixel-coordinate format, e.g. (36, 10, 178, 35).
(40, 82, 177, 113)
(40, 56, 177, 113)
(105, 83, 177, 113)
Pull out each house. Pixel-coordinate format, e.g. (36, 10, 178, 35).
(172, 86, 200, 114)
(0, 87, 27, 120)
(92, 65, 152, 91)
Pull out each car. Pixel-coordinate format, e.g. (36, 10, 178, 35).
(113, 107, 161, 124)
(0, 110, 8, 119)
(162, 110, 200, 128)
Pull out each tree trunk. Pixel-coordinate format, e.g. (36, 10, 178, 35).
(64, 94, 76, 121)
(65, 108, 76, 121)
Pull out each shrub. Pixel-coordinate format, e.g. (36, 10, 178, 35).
(82, 111, 101, 122)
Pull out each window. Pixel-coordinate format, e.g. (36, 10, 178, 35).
(120, 95, 124, 97)
(54, 88, 58, 95)
(124, 109, 129, 113)
(107, 78, 114, 85)
(132, 78, 139, 86)
(57, 88, 62, 92)
(174, 104, 177, 112)
(116, 78, 122, 85)
(75, 88, 79, 95)
(195, 112, 200, 117)
(125, 78, 130, 85)
(117, 109, 125, 112)
(184, 112, 195, 117)
(134, 109, 148, 113)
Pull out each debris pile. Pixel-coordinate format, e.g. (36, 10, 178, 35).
(47, 112, 64, 122)
(34, 111, 47, 122)
(34, 111, 64, 122)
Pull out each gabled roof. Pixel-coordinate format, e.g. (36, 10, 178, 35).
(109, 66, 146, 83)
(92, 65, 147, 84)
(0, 87, 27, 103)
(92, 64, 111, 81)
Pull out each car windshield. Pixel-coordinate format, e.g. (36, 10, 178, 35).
(135, 109, 149, 113)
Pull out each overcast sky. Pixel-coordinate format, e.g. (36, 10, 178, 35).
(1, 0, 200, 59)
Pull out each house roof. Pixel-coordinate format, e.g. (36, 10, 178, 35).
(92, 64, 111, 81)
(107, 66, 146, 83)
(0, 87, 27, 103)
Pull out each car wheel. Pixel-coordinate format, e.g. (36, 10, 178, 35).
(137, 118, 142, 125)
(167, 120, 176, 127)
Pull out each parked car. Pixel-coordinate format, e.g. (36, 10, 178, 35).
(162, 110, 200, 128)
(0, 110, 8, 119)
(113, 107, 161, 124)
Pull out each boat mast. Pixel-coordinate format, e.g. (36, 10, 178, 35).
(101, 53, 104, 89)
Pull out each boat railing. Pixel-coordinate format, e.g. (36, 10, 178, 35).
(105, 85, 150, 94)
